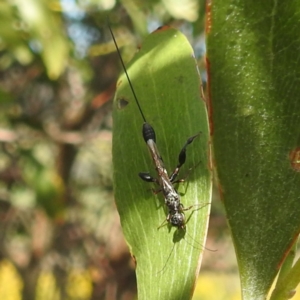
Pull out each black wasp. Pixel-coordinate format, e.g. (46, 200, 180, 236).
(108, 23, 201, 230)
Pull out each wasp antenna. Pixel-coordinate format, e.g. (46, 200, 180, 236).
(107, 21, 147, 123)
(156, 242, 176, 275)
(184, 229, 217, 252)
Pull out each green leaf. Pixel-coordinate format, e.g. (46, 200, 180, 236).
(206, 1, 300, 299)
(15, 0, 69, 79)
(113, 27, 211, 300)
(270, 242, 298, 300)
(21, 149, 65, 219)
(0, 2, 34, 66)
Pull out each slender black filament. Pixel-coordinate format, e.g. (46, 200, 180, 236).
(107, 22, 147, 123)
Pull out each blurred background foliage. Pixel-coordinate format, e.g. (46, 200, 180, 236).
(0, 0, 241, 299)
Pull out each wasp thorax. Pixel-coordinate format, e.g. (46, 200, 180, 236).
(165, 192, 180, 210)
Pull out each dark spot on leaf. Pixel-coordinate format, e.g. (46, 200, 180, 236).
(288, 290, 296, 298)
(289, 147, 300, 172)
(132, 255, 137, 268)
(116, 79, 122, 88)
(117, 98, 129, 109)
(175, 75, 184, 84)
(153, 25, 171, 33)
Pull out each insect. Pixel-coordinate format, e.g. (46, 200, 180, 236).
(108, 23, 201, 230)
